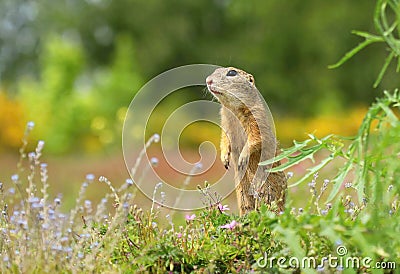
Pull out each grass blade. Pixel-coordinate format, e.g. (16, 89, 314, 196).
(326, 160, 353, 202)
(373, 51, 395, 88)
(329, 38, 382, 69)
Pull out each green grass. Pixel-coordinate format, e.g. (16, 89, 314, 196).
(1, 0, 400, 272)
(0, 89, 399, 273)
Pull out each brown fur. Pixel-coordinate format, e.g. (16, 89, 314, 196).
(206, 67, 287, 215)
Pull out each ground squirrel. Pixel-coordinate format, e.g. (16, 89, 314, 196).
(206, 66, 287, 215)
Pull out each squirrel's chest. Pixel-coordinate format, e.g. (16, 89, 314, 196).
(220, 107, 248, 153)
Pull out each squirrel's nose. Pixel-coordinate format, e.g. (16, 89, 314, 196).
(206, 77, 213, 86)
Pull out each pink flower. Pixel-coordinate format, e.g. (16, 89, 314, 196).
(220, 220, 238, 229)
(218, 203, 230, 212)
(185, 214, 196, 221)
(176, 232, 182, 238)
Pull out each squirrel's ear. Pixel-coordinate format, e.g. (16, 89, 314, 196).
(248, 75, 255, 86)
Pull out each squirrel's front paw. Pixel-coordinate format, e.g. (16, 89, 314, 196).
(221, 152, 230, 169)
(238, 150, 249, 171)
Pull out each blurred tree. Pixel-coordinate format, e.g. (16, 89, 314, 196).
(17, 33, 142, 153)
(1, 0, 400, 152)
(88, 33, 143, 149)
(18, 35, 87, 153)
(0, 0, 40, 83)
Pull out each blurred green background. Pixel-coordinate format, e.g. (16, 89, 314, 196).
(2, 0, 400, 152)
(1, 0, 399, 208)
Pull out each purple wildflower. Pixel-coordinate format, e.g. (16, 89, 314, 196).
(185, 214, 196, 221)
(220, 220, 238, 229)
(217, 203, 230, 212)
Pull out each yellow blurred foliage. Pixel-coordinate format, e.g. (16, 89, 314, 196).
(0, 90, 373, 153)
(276, 106, 368, 145)
(0, 91, 25, 149)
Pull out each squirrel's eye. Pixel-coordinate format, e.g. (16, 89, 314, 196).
(226, 69, 237, 77)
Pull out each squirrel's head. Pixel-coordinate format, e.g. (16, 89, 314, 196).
(206, 67, 257, 108)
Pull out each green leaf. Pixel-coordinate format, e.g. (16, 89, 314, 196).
(274, 227, 315, 274)
(328, 37, 383, 69)
(260, 139, 312, 166)
(378, 101, 399, 126)
(351, 30, 384, 40)
(268, 150, 316, 172)
(265, 135, 334, 173)
(326, 161, 354, 202)
(397, 56, 400, 72)
(288, 154, 334, 188)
